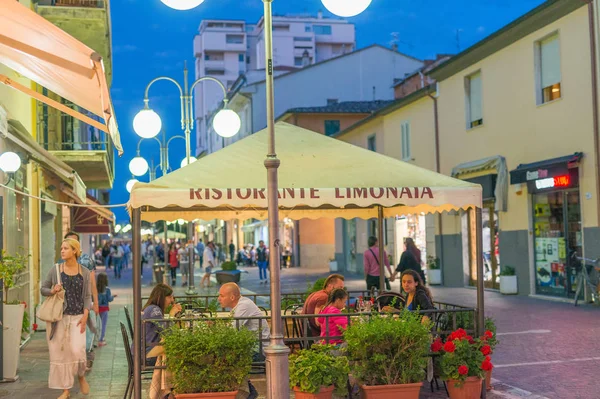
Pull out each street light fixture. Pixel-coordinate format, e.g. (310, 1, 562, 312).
(126, 178, 139, 193)
(133, 108, 162, 139)
(213, 108, 242, 138)
(159, 0, 205, 10)
(0, 151, 22, 173)
(180, 156, 197, 168)
(129, 156, 150, 177)
(321, 0, 372, 17)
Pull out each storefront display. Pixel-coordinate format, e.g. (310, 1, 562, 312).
(394, 214, 427, 267)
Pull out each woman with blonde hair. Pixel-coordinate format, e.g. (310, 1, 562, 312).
(41, 238, 92, 398)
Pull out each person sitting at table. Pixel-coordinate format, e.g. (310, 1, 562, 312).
(317, 288, 349, 345)
(401, 269, 434, 323)
(141, 283, 182, 366)
(302, 274, 345, 337)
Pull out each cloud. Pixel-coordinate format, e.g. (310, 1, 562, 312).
(154, 50, 179, 58)
(477, 26, 486, 34)
(113, 44, 138, 53)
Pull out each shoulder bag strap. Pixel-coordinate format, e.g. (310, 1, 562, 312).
(369, 248, 379, 265)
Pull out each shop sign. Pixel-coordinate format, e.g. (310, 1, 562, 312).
(534, 175, 571, 190)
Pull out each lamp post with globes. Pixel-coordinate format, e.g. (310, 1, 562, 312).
(130, 2, 373, 399)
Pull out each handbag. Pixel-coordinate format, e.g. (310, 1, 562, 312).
(37, 264, 64, 323)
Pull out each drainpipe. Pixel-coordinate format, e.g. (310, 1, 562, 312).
(428, 88, 444, 279)
(588, 1, 600, 228)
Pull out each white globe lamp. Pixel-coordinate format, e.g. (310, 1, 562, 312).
(129, 156, 149, 176)
(160, 0, 205, 10)
(180, 156, 197, 168)
(177, 219, 185, 225)
(321, 0, 372, 17)
(213, 109, 241, 138)
(0, 152, 21, 173)
(133, 108, 162, 139)
(126, 178, 139, 193)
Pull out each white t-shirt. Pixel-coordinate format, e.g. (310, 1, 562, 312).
(232, 297, 270, 342)
(178, 247, 189, 264)
(203, 247, 215, 268)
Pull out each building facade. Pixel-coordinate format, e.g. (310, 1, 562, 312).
(193, 13, 356, 155)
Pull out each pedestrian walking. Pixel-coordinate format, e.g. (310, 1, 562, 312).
(168, 243, 179, 286)
(101, 242, 111, 269)
(201, 242, 216, 288)
(178, 241, 192, 287)
(256, 240, 269, 284)
(196, 239, 205, 270)
(96, 272, 116, 346)
(363, 236, 393, 291)
(112, 243, 124, 279)
(393, 237, 426, 284)
(229, 240, 235, 262)
(41, 238, 92, 399)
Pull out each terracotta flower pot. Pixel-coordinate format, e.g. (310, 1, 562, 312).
(174, 391, 238, 399)
(446, 377, 482, 399)
(485, 369, 492, 391)
(293, 385, 335, 399)
(360, 382, 422, 399)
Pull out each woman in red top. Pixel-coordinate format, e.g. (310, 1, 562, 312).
(317, 288, 349, 345)
(168, 243, 179, 286)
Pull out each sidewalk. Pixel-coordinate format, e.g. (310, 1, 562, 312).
(2, 261, 596, 398)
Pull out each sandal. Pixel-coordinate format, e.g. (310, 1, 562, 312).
(57, 391, 70, 399)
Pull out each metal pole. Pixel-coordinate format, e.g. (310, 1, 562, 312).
(262, 1, 289, 398)
(132, 208, 142, 399)
(186, 222, 197, 295)
(377, 206, 385, 293)
(163, 221, 168, 285)
(473, 207, 485, 335)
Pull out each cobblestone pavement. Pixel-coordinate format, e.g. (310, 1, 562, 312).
(3, 261, 599, 398)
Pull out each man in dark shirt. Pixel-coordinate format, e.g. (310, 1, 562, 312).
(229, 240, 235, 262)
(302, 274, 345, 337)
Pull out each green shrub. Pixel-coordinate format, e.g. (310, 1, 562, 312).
(289, 344, 349, 394)
(221, 261, 237, 271)
(345, 311, 431, 386)
(427, 256, 441, 270)
(499, 266, 516, 276)
(303, 277, 327, 300)
(162, 320, 256, 394)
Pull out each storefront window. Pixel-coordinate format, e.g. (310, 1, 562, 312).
(394, 214, 427, 267)
(344, 219, 357, 273)
(533, 189, 581, 297)
(482, 204, 500, 288)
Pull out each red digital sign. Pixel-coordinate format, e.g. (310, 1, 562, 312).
(553, 175, 571, 187)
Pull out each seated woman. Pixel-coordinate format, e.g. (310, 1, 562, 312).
(141, 283, 182, 366)
(317, 288, 349, 345)
(401, 269, 435, 323)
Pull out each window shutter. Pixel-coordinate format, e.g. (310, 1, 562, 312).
(469, 72, 482, 123)
(401, 122, 411, 160)
(540, 35, 561, 88)
(406, 122, 411, 159)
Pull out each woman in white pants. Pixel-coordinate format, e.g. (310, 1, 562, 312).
(41, 238, 92, 398)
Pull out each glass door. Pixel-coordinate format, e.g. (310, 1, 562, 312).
(532, 190, 581, 297)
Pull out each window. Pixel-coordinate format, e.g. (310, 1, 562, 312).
(313, 25, 332, 35)
(305, 24, 312, 32)
(324, 120, 340, 136)
(273, 24, 290, 31)
(465, 71, 483, 129)
(246, 56, 251, 64)
(327, 99, 338, 105)
(367, 135, 376, 151)
(401, 121, 411, 160)
(206, 69, 225, 76)
(294, 37, 312, 42)
(536, 33, 561, 104)
(226, 34, 244, 44)
(204, 54, 210, 61)
(238, 54, 244, 62)
(294, 57, 303, 66)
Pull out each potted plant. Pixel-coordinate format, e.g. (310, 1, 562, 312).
(328, 257, 338, 272)
(0, 249, 29, 381)
(215, 261, 242, 284)
(499, 266, 517, 294)
(427, 256, 442, 285)
(162, 320, 256, 398)
(480, 318, 498, 391)
(289, 344, 349, 399)
(345, 311, 431, 398)
(431, 328, 491, 399)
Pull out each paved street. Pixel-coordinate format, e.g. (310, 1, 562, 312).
(2, 262, 599, 398)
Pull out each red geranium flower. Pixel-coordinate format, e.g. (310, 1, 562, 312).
(458, 365, 469, 375)
(21, 301, 27, 309)
(481, 345, 492, 356)
(32, 323, 38, 331)
(484, 330, 494, 339)
(482, 360, 493, 371)
(443, 341, 456, 353)
(431, 338, 443, 352)
(485, 355, 491, 361)
(466, 335, 475, 344)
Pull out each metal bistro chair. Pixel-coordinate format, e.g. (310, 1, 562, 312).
(123, 306, 134, 342)
(121, 322, 153, 399)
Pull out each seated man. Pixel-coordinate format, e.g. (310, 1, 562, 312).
(302, 274, 345, 337)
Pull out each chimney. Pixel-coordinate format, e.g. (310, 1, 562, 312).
(317, 10, 323, 19)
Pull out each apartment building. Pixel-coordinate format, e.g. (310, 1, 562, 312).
(193, 13, 356, 154)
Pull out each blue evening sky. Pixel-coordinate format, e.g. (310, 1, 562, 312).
(109, 0, 544, 222)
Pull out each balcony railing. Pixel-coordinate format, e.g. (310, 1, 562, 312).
(37, 0, 105, 7)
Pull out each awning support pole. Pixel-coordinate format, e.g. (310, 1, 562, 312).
(470, 207, 485, 335)
(132, 208, 142, 399)
(377, 206, 386, 293)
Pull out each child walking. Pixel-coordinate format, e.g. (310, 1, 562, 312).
(96, 272, 116, 346)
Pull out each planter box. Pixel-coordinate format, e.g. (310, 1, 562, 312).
(3, 303, 25, 381)
(329, 261, 338, 272)
(215, 270, 241, 285)
(499, 275, 518, 295)
(446, 377, 482, 399)
(293, 385, 334, 399)
(175, 391, 238, 399)
(360, 382, 422, 399)
(428, 269, 442, 285)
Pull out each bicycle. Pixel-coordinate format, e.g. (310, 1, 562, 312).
(570, 252, 600, 306)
